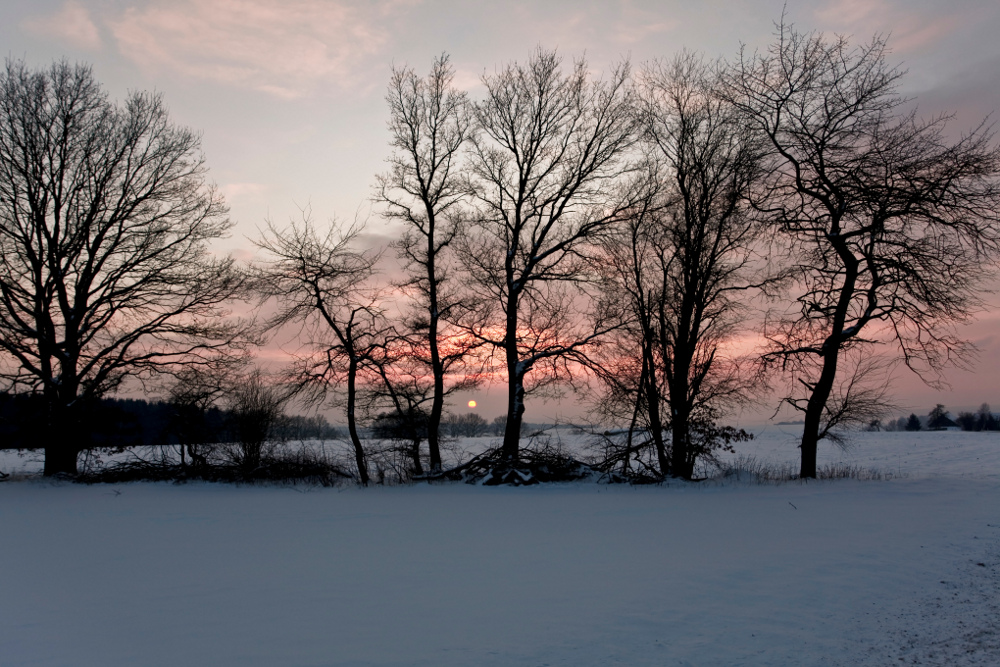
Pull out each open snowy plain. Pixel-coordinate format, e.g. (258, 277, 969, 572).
(2, 429, 998, 666)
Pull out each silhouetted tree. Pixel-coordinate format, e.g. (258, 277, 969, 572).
(366, 335, 435, 476)
(458, 48, 643, 464)
(255, 217, 383, 485)
(905, 414, 922, 431)
(377, 53, 476, 472)
(490, 414, 507, 436)
(723, 23, 1000, 477)
(926, 404, 951, 430)
(956, 411, 977, 431)
(167, 367, 232, 466)
(977, 403, 998, 431)
(225, 370, 295, 470)
(595, 53, 766, 479)
(0, 60, 251, 475)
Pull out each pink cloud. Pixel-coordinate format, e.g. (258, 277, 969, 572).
(21, 0, 102, 51)
(504, 1, 676, 56)
(815, 0, 883, 26)
(108, 0, 405, 98)
(813, 0, 960, 54)
(612, 0, 677, 45)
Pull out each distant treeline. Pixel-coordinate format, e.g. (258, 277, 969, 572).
(0, 393, 342, 451)
(878, 404, 999, 432)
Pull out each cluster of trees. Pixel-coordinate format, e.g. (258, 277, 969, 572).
(955, 405, 1000, 432)
(2, 19, 999, 481)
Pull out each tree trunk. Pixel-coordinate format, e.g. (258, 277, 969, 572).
(424, 361, 442, 473)
(426, 223, 445, 473)
(501, 289, 523, 462)
(799, 350, 839, 479)
(346, 357, 370, 485)
(502, 371, 525, 462)
(668, 280, 699, 480)
(409, 436, 424, 476)
(670, 409, 692, 480)
(43, 441, 78, 476)
(799, 236, 856, 478)
(640, 337, 669, 476)
(669, 358, 694, 480)
(42, 387, 81, 476)
(799, 416, 820, 479)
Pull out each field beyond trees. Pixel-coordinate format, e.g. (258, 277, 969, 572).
(2, 430, 998, 666)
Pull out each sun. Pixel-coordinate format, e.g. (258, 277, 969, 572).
(467, 400, 477, 408)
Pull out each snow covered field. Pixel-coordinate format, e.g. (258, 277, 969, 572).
(2, 430, 999, 666)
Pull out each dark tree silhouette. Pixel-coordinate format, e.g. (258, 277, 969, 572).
(596, 53, 765, 479)
(0, 60, 250, 475)
(723, 23, 1000, 477)
(255, 217, 383, 485)
(167, 366, 232, 466)
(365, 335, 435, 476)
(977, 403, 998, 431)
(225, 369, 295, 470)
(377, 53, 475, 472)
(458, 48, 643, 464)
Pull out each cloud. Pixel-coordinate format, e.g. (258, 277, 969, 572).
(906, 54, 1000, 128)
(21, 0, 103, 51)
(813, 0, 959, 54)
(108, 0, 409, 98)
(611, 0, 677, 45)
(219, 182, 271, 200)
(502, 1, 676, 57)
(815, 0, 881, 26)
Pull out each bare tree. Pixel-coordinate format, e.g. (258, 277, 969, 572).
(459, 48, 642, 464)
(366, 333, 433, 476)
(592, 197, 672, 474)
(167, 365, 233, 467)
(255, 217, 383, 485)
(641, 54, 765, 478)
(376, 54, 474, 473)
(977, 403, 998, 431)
(594, 54, 764, 479)
(722, 23, 1000, 477)
(0, 60, 251, 475)
(225, 369, 295, 470)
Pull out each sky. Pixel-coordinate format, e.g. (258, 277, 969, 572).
(4, 0, 1000, 424)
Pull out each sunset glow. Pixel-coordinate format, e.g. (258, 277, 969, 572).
(467, 400, 476, 408)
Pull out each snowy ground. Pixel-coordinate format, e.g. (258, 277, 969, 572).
(2, 430, 999, 666)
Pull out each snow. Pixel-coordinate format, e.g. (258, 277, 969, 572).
(2, 430, 999, 666)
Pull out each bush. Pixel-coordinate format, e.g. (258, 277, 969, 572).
(75, 444, 352, 486)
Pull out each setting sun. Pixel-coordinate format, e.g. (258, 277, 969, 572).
(467, 400, 477, 408)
